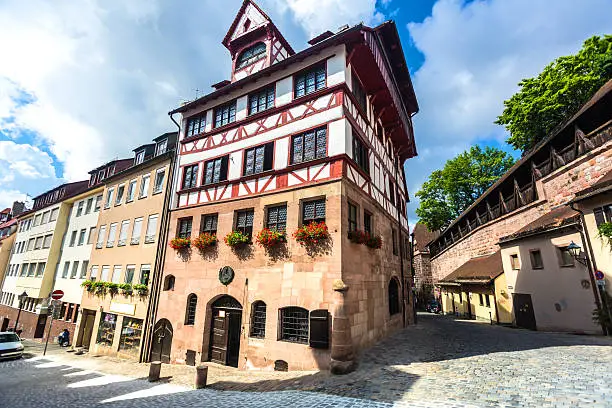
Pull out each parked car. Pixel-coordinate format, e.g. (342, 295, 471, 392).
(425, 300, 441, 314)
(0, 332, 24, 360)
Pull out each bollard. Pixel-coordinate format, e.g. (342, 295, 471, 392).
(149, 361, 162, 382)
(195, 365, 208, 389)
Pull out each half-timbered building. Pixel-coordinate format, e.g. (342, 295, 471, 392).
(153, 0, 419, 371)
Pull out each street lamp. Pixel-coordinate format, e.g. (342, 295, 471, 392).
(14, 291, 28, 334)
(567, 241, 587, 265)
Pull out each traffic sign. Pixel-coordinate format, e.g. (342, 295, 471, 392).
(595, 270, 604, 280)
(597, 279, 606, 287)
(51, 289, 64, 300)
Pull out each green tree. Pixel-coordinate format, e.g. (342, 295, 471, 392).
(496, 35, 612, 153)
(416, 146, 515, 231)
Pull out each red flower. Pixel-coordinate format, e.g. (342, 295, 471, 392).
(293, 222, 330, 246)
(193, 233, 217, 250)
(256, 228, 286, 248)
(170, 237, 191, 250)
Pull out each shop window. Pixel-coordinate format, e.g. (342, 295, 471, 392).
(96, 313, 117, 347)
(185, 294, 197, 325)
(250, 301, 266, 339)
(309, 310, 330, 349)
(279, 307, 308, 344)
(163, 275, 175, 291)
(119, 317, 143, 356)
(388, 278, 400, 316)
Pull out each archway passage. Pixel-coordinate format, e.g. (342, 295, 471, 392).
(209, 295, 243, 368)
(150, 319, 173, 363)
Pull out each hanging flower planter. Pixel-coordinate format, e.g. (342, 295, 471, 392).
(170, 237, 191, 251)
(365, 234, 383, 249)
(193, 232, 218, 251)
(81, 280, 94, 293)
(92, 281, 106, 296)
(119, 283, 133, 296)
(256, 228, 286, 248)
(133, 284, 148, 297)
(348, 230, 382, 249)
(294, 222, 330, 246)
(224, 230, 251, 247)
(105, 282, 119, 297)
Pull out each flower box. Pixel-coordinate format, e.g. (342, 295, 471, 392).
(81, 280, 94, 293)
(133, 284, 148, 297)
(224, 230, 251, 247)
(170, 237, 191, 250)
(256, 228, 287, 248)
(294, 222, 330, 246)
(119, 283, 133, 296)
(193, 233, 218, 250)
(348, 230, 382, 249)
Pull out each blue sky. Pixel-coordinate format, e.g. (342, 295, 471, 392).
(1, 0, 611, 224)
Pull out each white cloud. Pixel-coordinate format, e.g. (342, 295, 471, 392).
(0, 140, 56, 180)
(404, 0, 612, 224)
(0, 189, 28, 211)
(272, 0, 383, 37)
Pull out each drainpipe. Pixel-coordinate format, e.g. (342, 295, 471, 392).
(569, 203, 609, 335)
(139, 114, 180, 362)
(394, 154, 408, 328)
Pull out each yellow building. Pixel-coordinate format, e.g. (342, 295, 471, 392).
(438, 251, 512, 324)
(75, 132, 176, 360)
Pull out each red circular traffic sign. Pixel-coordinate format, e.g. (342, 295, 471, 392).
(595, 270, 605, 280)
(51, 290, 64, 300)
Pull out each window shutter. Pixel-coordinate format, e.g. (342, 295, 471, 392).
(264, 143, 273, 171)
(220, 156, 229, 181)
(309, 309, 330, 349)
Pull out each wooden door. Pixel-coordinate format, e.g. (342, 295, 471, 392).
(210, 310, 229, 365)
(150, 319, 173, 363)
(82, 312, 96, 349)
(1, 317, 9, 332)
(513, 293, 537, 330)
(226, 312, 242, 368)
(34, 315, 47, 338)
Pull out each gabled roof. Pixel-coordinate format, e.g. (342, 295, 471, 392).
(412, 222, 439, 253)
(440, 251, 503, 284)
(0, 218, 18, 229)
(0, 208, 10, 214)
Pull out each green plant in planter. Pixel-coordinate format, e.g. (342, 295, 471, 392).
(133, 284, 148, 297)
(105, 282, 119, 296)
(92, 281, 106, 296)
(193, 232, 217, 251)
(119, 283, 133, 296)
(81, 280, 94, 293)
(224, 230, 251, 247)
(598, 222, 612, 249)
(255, 228, 286, 248)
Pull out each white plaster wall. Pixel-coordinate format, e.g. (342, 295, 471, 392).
(54, 191, 102, 304)
(275, 77, 292, 106)
(274, 138, 289, 170)
(501, 231, 601, 334)
(228, 151, 243, 180)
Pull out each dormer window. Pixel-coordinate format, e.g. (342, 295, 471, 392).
(156, 138, 168, 155)
(236, 42, 266, 69)
(186, 115, 206, 137)
(135, 150, 145, 165)
(98, 169, 106, 181)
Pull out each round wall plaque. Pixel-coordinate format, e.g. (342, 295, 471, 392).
(219, 266, 235, 286)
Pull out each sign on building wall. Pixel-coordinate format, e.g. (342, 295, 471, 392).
(109, 302, 136, 316)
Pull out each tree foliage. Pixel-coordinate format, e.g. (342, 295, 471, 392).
(496, 35, 612, 153)
(416, 146, 515, 231)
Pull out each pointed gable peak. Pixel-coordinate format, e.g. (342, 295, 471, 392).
(223, 0, 272, 48)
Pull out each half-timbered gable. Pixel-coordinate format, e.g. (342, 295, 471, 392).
(159, 0, 419, 372)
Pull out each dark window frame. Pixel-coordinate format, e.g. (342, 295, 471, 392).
(214, 101, 237, 128)
(243, 142, 274, 176)
(200, 214, 218, 235)
(388, 278, 400, 316)
(348, 202, 358, 232)
(203, 155, 229, 185)
(290, 126, 327, 165)
(177, 217, 193, 239)
(236, 42, 267, 69)
(266, 204, 287, 232)
(235, 209, 254, 240)
(352, 132, 370, 175)
(185, 294, 197, 325)
(248, 86, 275, 115)
(392, 228, 398, 256)
(293, 63, 326, 99)
(249, 301, 266, 339)
(529, 249, 544, 269)
(186, 115, 206, 137)
(363, 211, 372, 234)
(302, 198, 326, 225)
(182, 164, 199, 190)
(351, 71, 367, 114)
(163, 275, 175, 291)
(279, 306, 309, 344)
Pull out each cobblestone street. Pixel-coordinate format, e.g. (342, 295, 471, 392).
(1, 313, 611, 407)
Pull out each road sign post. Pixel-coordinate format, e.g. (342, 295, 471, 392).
(43, 299, 62, 356)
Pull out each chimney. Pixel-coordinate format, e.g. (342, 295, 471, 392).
(12, 201, 25, 217)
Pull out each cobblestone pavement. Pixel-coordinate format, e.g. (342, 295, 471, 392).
(3, 313, 611, 407)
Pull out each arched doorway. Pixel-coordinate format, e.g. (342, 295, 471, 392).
(150, 319, 173, 363)
(209, 295, 242, 368)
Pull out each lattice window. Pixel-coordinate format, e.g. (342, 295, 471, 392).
(279, 307, 309, 344)
(294, 64, 326, 98)
(236, 209, 254, 239)
(214, 101, 236, 128)
(352, 133, 369, 174)
(244, 143, 273, 176)
(266, 205, 287, 232)
(250, 301, 266, 339)
(204, 156, 228, 185)
(186, 115, 206, 137)
(248, 86, 275, 115)
(185, 294, 197, 325)
(236, 42, 266, 69)
(182, 165, 198, 189)
(348, 202, 357, 232)
(177, 218, 192, 239)
(200, 214, 218, 235)
(303, 199, 325, 225)
(291, 127, 326, 164)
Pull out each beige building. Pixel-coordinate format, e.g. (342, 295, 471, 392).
(498, 207, 602, 334)
(75, 133, 176, 360)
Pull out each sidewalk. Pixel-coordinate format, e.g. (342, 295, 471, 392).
(22, 340, 324, 391)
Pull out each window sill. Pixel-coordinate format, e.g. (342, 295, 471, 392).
(278, 339, 309, 346)
(153, 190, 163, 195)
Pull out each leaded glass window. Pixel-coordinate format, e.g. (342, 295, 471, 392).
(204, 156, 228, 185)
(291, 127, 326, 164)
(186, 115, 206, 137)
(266, 205, 287, 232)
(248, 86, 275, 115)
(294, 65, 326, 98)
(250, 301, 266, 339)
(185, 294, 197, 325)
(200, 214, 218, 235)
(303, 199, 325, 224)
(214, 101, 236, 128)
(236, 209, 254, 239)
(236, 42, 266, 69)
(244, 143, 273, 176)
(182, 164, 198, 189)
